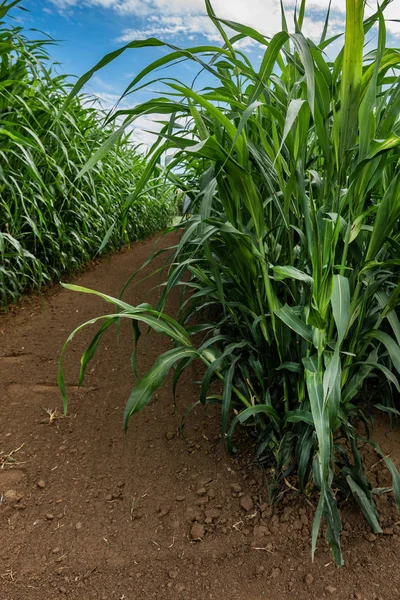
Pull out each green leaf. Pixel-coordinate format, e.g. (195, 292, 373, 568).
(276, 362, 302, 373)
(382, 456, 400, 513)
(275, 305, 313, 342)
(285, 410, 314, 426)
(124, 347, 198, 430)
(323, 348, 341, 426)
(79, 319, 115, 386)
(338, 0, 364, 160)
(366, 174, 400, 261)
(291, 33, 315, 115)
(278, 99, 306, 155)
(364, 330, 400, 374)
(346, 474, 382, 533)
(221, 356, 240, 437)
(323, 487, 343, 566)
(272, 265, 313, 285)
(305, 368, 330, 482)
(331, 275, 350, 344)
(250, 31, 289, 103)
(311, 492, 325, 560)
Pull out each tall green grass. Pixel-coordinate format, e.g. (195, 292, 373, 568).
(60, 0, 400, 563)
(0, 0, 176, 305)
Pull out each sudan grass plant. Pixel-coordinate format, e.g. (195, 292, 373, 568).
(0, 0, 176, 305)
(60, 0, 400, 563)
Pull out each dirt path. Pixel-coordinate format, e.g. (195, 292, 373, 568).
(1, 234, 400, 600)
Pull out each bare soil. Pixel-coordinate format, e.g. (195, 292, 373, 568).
(1, 233, 400, 600)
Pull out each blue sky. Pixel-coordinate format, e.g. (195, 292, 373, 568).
(10, 0, 400, 145)
(15, 0, 399, 92)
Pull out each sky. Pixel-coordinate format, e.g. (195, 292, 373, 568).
(11, 0, 400, 146)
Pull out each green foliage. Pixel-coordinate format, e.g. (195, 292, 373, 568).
(60, 0, 400, 563)
(0, 0, 176, 305)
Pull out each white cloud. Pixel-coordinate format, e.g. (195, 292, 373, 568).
(117, 14, 221, 43)
(48, 0, 400, 38)
(49, 0, 77, 8)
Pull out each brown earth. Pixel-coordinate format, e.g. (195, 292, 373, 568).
(1, 233, 400, 600)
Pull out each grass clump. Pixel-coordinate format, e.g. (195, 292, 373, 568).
(0, 0, 176, 306)
(60, 0, 400, 563)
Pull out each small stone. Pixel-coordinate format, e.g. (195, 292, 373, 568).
(205, 508, 221, 520)
(256, 566, 265, 575)
(196, 487, 207, 496)
(75, 522, 83, 530)
(281, 507, 293, 522)
(117, 481, 125, 488)
(271, 567, 281, 579)
(262, 507, 273, 520)
(253, 525, 269, 539)
(325, 585, 337, 594)
(176, 495, 186, 502)
(304, 574, 314, 586)
(46, 514, 55, 521)
(204, 517, 213, 525)
(197, 476, 213, 487)
(344, 522, 352, 531)
(271, 514, 279, 525)
(53, 547, 61, 554)
(158, 506, 170, 517)
(383, 527, 394, 535)
(166, 432, 175, 441)
(105, 494, 112, 501)
(231, 483, 242, 494)
(195, 497, 209, 505)
(58, 587, 67, 594)
(300, 514, 309, 526)
(185, 507, 203, 523)
(4, 489, 21, 502)
(37, 480, 46, 489)
(190, 523, 205, 540)
(293, 520, 303, 530)
(240, 495, 254, 512)
(366, 533, 377, 542)
(169, 570, 178, 579)
(207, 489, 216, 499)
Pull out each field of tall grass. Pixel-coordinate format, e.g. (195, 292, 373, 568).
(57, 0, 400, 564)
(0, 1, 176, 306)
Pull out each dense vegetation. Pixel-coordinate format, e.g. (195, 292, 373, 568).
(60, 0, 400, 563)
(0, 1, 176, 305)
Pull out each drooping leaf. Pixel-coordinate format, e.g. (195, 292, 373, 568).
(124, 347, 198, 430)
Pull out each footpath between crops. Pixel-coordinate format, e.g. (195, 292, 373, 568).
(1, 233, 400, 600)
